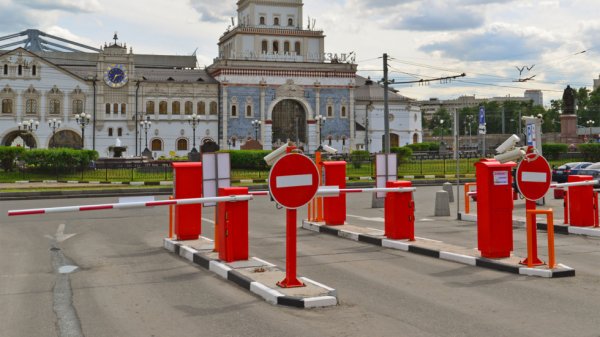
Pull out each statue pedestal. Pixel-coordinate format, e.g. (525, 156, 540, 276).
(560, 114, 579, 144)
(109, 146, 127, 158)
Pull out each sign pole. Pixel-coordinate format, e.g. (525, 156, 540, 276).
(521, 199, 544, 266)
(277, 208, 304, 288)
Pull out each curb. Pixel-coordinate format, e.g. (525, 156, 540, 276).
(163, 238, 337, 308)
(302, 221, 575, 278)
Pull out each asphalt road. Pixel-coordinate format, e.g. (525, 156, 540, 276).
(2, 186, 600, 337)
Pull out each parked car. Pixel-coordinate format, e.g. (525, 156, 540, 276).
(552, 162, 592, 183)
(574, 162, 600, 185)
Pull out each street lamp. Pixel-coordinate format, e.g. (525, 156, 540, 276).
(252, 119, 262, 141)
(74, 112, 91, 149)
(48, 118, 61, 148)
(440, 119, 445, 143)
(188, 113, 200, 152)
(315, 115, 326, 150)
(140, 116, 152, 157)
(464, 115, 473, 147)
(17, 119, 39, 149)
(586, 119, 595, 142)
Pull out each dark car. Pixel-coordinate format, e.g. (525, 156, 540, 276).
(575, 163, 600, 185)
(552, 162, 592, 183)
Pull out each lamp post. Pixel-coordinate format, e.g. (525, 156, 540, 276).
(74, 112, 91, 149)
(586, 119, 595, 142)
(17, 119, 39, 149)
(315, 114, 326, 150)
(140, 116, 152, 157)
(48, 118, 61, 148)
(188, 113, 200, 152)
(440, 119, 445, 144)
(252, 119, 261, 141)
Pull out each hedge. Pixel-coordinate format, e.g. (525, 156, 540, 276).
(390, 146, 413, 162)
(19, 148, 99, 171)
(406, 142, 439, 152)
(223, 150, 271, 170)
(541, 143, 568, 160)
(577, 143, 600, 162)
(0, 146, 25, 171)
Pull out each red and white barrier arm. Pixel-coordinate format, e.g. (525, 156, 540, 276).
(317, 186, 416, 197)
(550, 180, 599, 188)
(8, 195, 254, 217)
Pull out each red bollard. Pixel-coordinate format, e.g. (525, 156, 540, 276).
(172, 162, 202, 240)
(322, 161, 347, 226)
(384, 181, 415, 240)
(567, 175, 595, 227)
(216, 187, 249, 262)
(564, 191, 569, 225)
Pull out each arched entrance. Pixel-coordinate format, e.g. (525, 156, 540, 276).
(271, 99, 306, 148)
(412, 133, 419, 144)
(381, 133, 400, 149)
(49, 130, 82, 149)
(2, 130, 37, 148)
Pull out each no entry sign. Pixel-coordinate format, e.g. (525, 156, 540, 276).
(516, 153, 551, 201)
(268, 153, 319, 209)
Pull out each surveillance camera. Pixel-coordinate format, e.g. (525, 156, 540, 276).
(264, 143, 290, 166)
(537, 114, 543, 119)
(495, 134, 520, 154)
(494, 147, 525, 163)
(321, 144, 338, 154)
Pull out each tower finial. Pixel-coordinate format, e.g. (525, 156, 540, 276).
(113, 32, 118, 45)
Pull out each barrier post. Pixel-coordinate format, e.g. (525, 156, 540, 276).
(316, 151, 324, 222)
(564, 190, 569, 225)
(546, 211, 556, 269)
(216, 187, 249, 262)
(520, 199, 544, 266)
(523, 209, 556, 269)
(464, 182, 476, 214)
(168, 195, 174, 238)
(277, 208, 304, 288)
(594, 192, 599, 227)
(384, 181, 415, 240)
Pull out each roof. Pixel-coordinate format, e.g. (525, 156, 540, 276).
(137, 68, 217, 84)
(354, 75, 413, 102)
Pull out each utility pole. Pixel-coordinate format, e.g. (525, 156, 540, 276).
(383, 53, 390, 154)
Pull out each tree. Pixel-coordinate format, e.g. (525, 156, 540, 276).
(427, 107, 452, 139)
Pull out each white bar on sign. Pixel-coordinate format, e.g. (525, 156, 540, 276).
(276, 174, 312, 188)
(522, 172, 547, 183)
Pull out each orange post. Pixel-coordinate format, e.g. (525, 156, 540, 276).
(523, 208, 556, 269)
(315, 151, 324, 222)
(546, 210, 556, 269)
(521, 200, 544, 266)
(213, 207, 219, 252)
(168, 195, 174, 238)
(464, 183, 476, 214)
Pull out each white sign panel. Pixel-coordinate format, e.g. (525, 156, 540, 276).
(493, 171, 509, 185)
(202, 153, 231, 207)
(375, 154, 397, 198)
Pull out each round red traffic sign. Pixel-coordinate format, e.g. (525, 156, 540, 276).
(516, 153, 551, 201)
(268, 153, 319, 209)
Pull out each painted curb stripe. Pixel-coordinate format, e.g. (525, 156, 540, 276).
(358, 234, 382, 246)
(277, 296, 305, 308)
(408, 245, 440, 258)
(228, 270, 253, 290)
(475, 259, 519, 274)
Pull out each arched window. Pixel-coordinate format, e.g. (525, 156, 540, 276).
(49, 99, 61, 115)
(2, 64, 7, 75)
(198, 101, 206, 115)
(261, 40, 268, 53)
(18, 65, 22, 76)
(273, 41, 279, 54)
(342, 136, 346, 146)
(231, 105, 237, 117)
(26, 99, 37, 114)
(73, 99, 84, 114)
(341, 106, 347, 118)
(159, 101, 167, 115)
(117, 127, 123, 137)
(1, 99, 12, 114)
(246, 105, 252, 117)
(177, 138, 188, 151)
(284, 41, 290, 53)
(108, 128, 113, 137)
(288, 18, 293, 26)
(172, 101, 180, 115)
(105, 103, 111, 114)
(151, 138, 163, 151)
(121, 103, 126, 114)
(327, 105, 333, 117)
(294, 42, 301, 54)
(113, 103, 119, 114)
(185, 101, 193, 115)
(274, 17, 279, 26)
(209, 102, 217, 115)
(328, 136, 333, 146)
(146, 101, 155, 114)
(259, 16, 265, 25)
(32, 65, 37, 76)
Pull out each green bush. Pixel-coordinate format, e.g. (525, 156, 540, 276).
(406, 142, 439, 152)
(224, 150, 271, 170)
(542, 143, 568, 160)
(390, 146, 413, 163)
(350, 150, 371, 168)
(19, 148, 98, 171)
(577, 143, 600, 162)
(0, 146, 25, 171)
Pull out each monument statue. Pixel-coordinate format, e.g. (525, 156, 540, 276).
(562, 85, 575, 115)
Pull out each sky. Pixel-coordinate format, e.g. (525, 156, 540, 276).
(1, 0, 599, 106)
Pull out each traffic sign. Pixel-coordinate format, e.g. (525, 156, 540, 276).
(516, 153, 551, 201)
(268, 153, 319, 209)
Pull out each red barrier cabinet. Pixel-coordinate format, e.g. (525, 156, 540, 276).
(567, 175, 595, 227)
(172, 162, 202, 240)
(475, 159, 516, 258)
(384, 181, 415, 240)
(217, 187, 249, 262)
(322, 161, 346, 226)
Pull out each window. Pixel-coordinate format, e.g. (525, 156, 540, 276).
(32, 65, 36, 76)
(261, 40, 268, 53)
(231, 137, 237, 147)
(284, 41, 290, 53)
(341, 106, 347, 118)
(172, 101, 180, 115)
(159, 101, 167, 115)
(18, 65, 22, 76)
(342, 136, 346, 146)
(198, 101, 206, 115)
(246, 105, 252, 117)
(151, 138, 163, 151)
(117, 128, 122, 137)
(121, 103, 126, 114)
(273, 41, 279, 53)
(113, 103, 119, 114)
(231, 105, 237, 117)
(328, 136, 332, 146)
(294, 42, 301, 54)
(1, 99, 12, 114)
(2, 64, 7, 75)
(185, 101, 193, 115)
(26, 99, 37, 114)
(209, 102, 217, 115)
(288, 18, 293, 26)
(47, 99, 58, 115)
(259, 16, 265, 25)
(108, 128, 113, 137)
(327, 105, 333, 117)
(177, 138, 188, 151)
(73, 99, 84, 114)
(146, 101, 155, 114)
(274, 17, 279, 26)
(105, 103, 111, 114)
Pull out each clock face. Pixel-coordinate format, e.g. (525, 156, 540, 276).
(104, 64, 128, 88)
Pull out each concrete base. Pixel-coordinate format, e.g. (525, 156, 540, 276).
(434, 190, 451, 216)
(163, 237, 337, 308)
(302, 220, 575, 278)
(442, 182, 454, 202)
(371, 193, 384, 208)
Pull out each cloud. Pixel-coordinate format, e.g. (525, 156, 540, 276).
(419, 24, 560, 61)
(19, 0, 101, 13)
(393, 2, 485, 31)
(189, 0, 236, 23)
